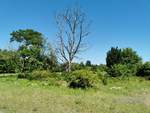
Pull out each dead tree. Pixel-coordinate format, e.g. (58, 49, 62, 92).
(55, 6, 90, 72)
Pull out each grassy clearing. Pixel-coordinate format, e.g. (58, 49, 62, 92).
(0, 76, 149, 113)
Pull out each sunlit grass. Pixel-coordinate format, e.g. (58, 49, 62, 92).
(0, 75, 149, 113)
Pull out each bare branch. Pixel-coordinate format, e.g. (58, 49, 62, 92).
(55, 6, 90, 72)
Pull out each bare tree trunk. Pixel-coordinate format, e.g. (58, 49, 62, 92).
(55, 6, 90, 72)
(68, 61, 72, 72)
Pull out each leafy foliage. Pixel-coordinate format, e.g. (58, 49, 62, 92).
(10, 29, 44, 47)
(18, 73, 30, 79)
(108, 64, 132, 77)
(69, 77, 91, 89)
(121, 48, 142, 65)
(106, 47, 122, 67)
(106, 47, 142, 67)
(68, 70, 99, 89)
(86, 60, 92, 66)
(18, 70, 53, 80)
(42, 44, 58, 71)
(0, 49, 18, 73)
(9, 29, 59, 72)
(29, 70, 51, 80)
(10, 29, 46, 72)
(136, 62, 150, 79)
(106, 47, 142, 77)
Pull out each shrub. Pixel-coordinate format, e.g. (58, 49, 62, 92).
(127, 63, 142, 76)
(98, 64, 108, 72)
(17, 73, 30, 79)
(97, 71, 109, 85)
(108, 64, 131, 77)
(137, 62, 150, 79)
(29, 70, 51, 80)
(71, 63, 82, 71)
(69, 77, 91, 89)
(59, 72, 70, 81)
(68, 70, 99, 89)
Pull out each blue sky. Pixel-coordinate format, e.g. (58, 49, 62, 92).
(0, 0, 150, 64)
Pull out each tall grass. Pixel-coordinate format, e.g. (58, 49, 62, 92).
(0, 76, 149, 113)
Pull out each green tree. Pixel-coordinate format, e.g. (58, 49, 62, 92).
(42, 43, 58, 71)
(10, 29, 45, 72)
(85, 60, 92, 67)
(106, 47, 142, 67)
(122, 48, 142, 75)
(136, 62, 150, 79)
(79, 62, 85, 68)
(121, 48, 142, 65)
(108, 64, 131, 77)
(0, 49, 18, 73)
(106, 47, 142, 77)
(106, 47, 122, 67)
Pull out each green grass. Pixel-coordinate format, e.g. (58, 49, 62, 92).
(0, 76, 150, 113)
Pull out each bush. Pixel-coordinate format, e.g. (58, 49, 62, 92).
(18, 73, 30, 79)
(68, 70, 99, 89)
(127, 63, 142, 76)
(29, 70, 51, 80)
(108, 64, 131, 77)
(137, 62, 150, 79)
(97, 71, 109, 85)
(98, 64, 108, 72)
(69, 77, 91, 89)
(71, 63, 82, 71)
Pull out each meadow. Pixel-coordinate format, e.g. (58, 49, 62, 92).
(0, 75, 149, 113)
